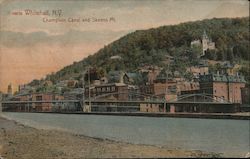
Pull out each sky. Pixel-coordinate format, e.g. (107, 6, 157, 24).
(0, 0, 249, 93)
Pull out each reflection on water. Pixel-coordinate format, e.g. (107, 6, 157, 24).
(2, 112, 250, 157)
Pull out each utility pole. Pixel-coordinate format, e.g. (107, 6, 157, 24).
(164, 63, 169, 113)
(82, 70, 85, 112)
(88, 67, 91, 111)
(28, 94, 32, 112)
(0, 93, 2, 113)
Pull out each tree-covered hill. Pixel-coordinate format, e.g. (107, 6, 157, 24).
(30, 17, 249, 85)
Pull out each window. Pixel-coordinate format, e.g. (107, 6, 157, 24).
(102, 87, 106, 92)
(36, 96, 42, 101)
(97, 88, 101, 92)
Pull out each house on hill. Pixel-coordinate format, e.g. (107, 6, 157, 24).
(107, 71, 138, 84)
(191, 31, 215, 56)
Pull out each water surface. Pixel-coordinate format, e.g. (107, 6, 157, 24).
(2, 112, 249, 157)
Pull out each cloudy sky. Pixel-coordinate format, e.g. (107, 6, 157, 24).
(0, 0, 249, 93)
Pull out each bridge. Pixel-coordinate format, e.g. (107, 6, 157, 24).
(0, 92, 239, 113)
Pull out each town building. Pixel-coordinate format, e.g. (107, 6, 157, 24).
(62, 88, 82, 111)
(18, 84, 34, 94)
(241, 87, 250, 105)
(108, 71, 129, 83)
(186, 64, 209, 79)
(85, 83, 129, 101)
(140, 103, 163, 113)
(191, 31, 215, 56)
(241, 87, 250, 112)
(199, 74, 246, 103)
(55, 80, 69, 92)
(138, 65, 162, 84)
(63, 88, 83, 100)
(31, 93, 64, 111)
(219, 62, 241, 76)
(201, 31, 215, 55)
(177, 81, 200, 95)
(140, 77, 178, 102)
(3, 93, 64, 112)
(67, 80, 79, 88)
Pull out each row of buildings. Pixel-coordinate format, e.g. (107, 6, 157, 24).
(2, 61, 248, 113)
(2, 30, 248, 113)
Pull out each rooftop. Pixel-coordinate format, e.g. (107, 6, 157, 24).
(199, 74, 246, 83)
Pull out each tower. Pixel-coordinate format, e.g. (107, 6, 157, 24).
(202, 30, 209, 56)
(7, 83, 13, 96)
(201, 30, 215, 56)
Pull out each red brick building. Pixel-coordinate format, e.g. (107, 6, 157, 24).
(241, 87, 250, 105)
(30, 93, 64, 111)
(85, 83, 129, 101)
(199, 74, 246, 103)
(6, 93, 64, 112)
(140, 103, 163, 113)
(140, 78, 177, 101)
(177, 81, 200, 94)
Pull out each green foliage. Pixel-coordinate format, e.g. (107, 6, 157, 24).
(205, 49, 217, 60)
(226, 48, 234, 62)
(208, 63, 223, 74)
(61, 87, 71, 94)
(35, 85, 60, 94)
(29, 79, 40, 86)
(134, 72, 148, 85)
(184, 72, 194, 81)
(84, 70, 97, 82)
(29, 17, 249, 86)
(239, 66, 250, 85)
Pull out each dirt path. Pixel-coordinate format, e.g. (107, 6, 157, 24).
(0, 117, 219, 158)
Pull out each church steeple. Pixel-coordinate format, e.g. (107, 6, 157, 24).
(202, 30, 208, 40)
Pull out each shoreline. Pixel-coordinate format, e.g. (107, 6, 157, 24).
(0, 116, 221, 158)
(5, 111, 250, 120)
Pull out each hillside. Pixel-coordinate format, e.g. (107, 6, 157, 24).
(30, 17, 249, 86)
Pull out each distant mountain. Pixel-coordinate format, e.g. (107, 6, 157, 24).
(30, 17, 249, 85)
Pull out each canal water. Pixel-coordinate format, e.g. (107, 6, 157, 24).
(1, 112, 249, 157)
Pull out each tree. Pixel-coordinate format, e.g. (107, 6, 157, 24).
(226, 48, 234, 62)
(205, 49, 217, 60)
(25, 17, 249, 85)
(216, 49, 224, 61)
(190, 45, 202, 56)
(184, 72, 194, 81)
(29, 79, 40, 86)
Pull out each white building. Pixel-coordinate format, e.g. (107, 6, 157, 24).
(191, 31, 215, 56)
